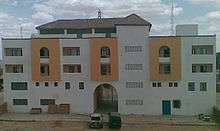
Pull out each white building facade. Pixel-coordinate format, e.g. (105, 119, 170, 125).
(2, 14, 216, 115)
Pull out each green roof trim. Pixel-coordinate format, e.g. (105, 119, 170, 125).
(40, 29, 64, 34)
(67, 29, 92, 34)
(95, 28, 116, 33)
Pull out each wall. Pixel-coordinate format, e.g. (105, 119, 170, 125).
(149, 37, 181, 81)
(2, 39, 32, 113)
(32, 38, 61, 81)
(90, 38, 118, 81)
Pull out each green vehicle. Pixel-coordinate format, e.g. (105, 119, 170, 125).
(108, 112, 122, 129)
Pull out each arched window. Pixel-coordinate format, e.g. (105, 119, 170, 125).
(159, 46, 170, 57)
(40, 47, 49, 58)
(101, 47, 110, 58)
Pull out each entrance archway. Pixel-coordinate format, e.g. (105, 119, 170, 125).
(94, 83, 118, 113)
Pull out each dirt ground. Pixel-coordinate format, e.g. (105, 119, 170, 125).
(0, 121, 219, 131)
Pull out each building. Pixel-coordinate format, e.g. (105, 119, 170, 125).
(2, 14, 216, 115)
(216, 52, 220, 92)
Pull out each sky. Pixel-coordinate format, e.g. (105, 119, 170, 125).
(0, 0, 220, 58)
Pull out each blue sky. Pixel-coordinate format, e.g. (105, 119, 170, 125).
(0, 0, 220, 57)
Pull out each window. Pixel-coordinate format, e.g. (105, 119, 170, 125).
(63, 64, 81, 73)
(192, 45, 213, 55)
(40, 99, 55, 105)
(188, 82, 195, 91)
(40, 47, 49, 58)
(192, 64, 213, 73)
(152, 82, 157, 87)
(101, 47, 110, 58)
(65, 82, 70, 90)
(5, 64, 23, 73)
(54, 82, 58, 87)
(77, 33, 82, 38)
(125, 64, 142, 70)
(125, 46, 142, 52)
(126, 82, 143, 88)
(169, 82, 173, 87)
(157, 82, 162, 87)
(192, 65, 197, 73)
(159, 46, 170, 57)
(11, 82, 27, 90)
(79, 82, 84, 90)
(45, 82, 49, 87)
(200, 82, 207, 91)
(101, 64, 111, 75)
(35, 82, 39, 86)
(40, 64, 49, 76)
(105, 33, 111, 38)
(159, 64, 170, 74)
(152, 82, 161, 87)
(174, 82, 178, 87)
(63, 47, 80, 56)
(126, 99, 143, 105)
(173, 100, 181, 108)
(13, 99, 28, 105)
(5, 48, 22, 56)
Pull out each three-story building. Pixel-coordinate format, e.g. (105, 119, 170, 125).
(2, 14, 216, 115)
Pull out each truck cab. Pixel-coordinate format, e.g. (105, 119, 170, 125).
(108, 112, 122, 129)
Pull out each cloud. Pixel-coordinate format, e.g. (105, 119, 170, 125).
(32, 12, 54, 24)
(0, 12, 35, 38)
(31, 0, 183, 35)
(0, 0, 17, 5)
(187, 0, 220, 5)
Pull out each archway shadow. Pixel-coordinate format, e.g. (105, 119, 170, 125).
(94, 83, 118, 113)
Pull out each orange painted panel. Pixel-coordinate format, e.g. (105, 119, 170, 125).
(90, 38, 118, 81)
(32, 38, 60, 81)
(149, 37, 181, 81)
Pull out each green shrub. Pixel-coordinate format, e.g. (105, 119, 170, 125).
(213, 106, 220, 125)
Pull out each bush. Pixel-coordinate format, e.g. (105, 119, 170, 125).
(213, 106, 220, 124)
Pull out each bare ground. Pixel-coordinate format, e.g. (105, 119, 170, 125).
(0, 121, 218, 131)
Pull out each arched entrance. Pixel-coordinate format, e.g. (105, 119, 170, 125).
(94, 83, 118, 113)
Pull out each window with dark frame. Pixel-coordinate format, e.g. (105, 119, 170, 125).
(159, 63, 171, 74)
(188, 82, 195, 91)
(157, 82, 161, 87)
(13, 99, 28, 105)
(173, 100, 181, 108)
(159, 46, 170, 57)
(169, 82, 173, 87)
(174, 82, 178, 87)
(65, 82, 70, 90)
(40, 99, 55, 105)
(79, 82, 84, 90)
(54, 82, 58, 87)
(100, 47, 111, 58)
(63, 47, 80, 56)
(63, 64, 81, 73)
(200, 82, 207, 91)
(45, 82, 49, 87)
(101, 64, 111, 75)
(40, 64, 49, 76)
(35, 82, 39, 87)
(11, 82, 28, 90)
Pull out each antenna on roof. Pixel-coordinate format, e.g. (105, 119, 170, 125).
(170, 0, 174, 36)
(98, 8, 102, 19)
(19, 24, 23, 38)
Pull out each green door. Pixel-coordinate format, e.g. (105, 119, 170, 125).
(162, 100, 171, 115)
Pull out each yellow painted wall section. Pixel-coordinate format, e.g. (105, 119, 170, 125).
(149, 37, 181, 81)
(32, 39, 60, 81)
(90, 38, 118, 81)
